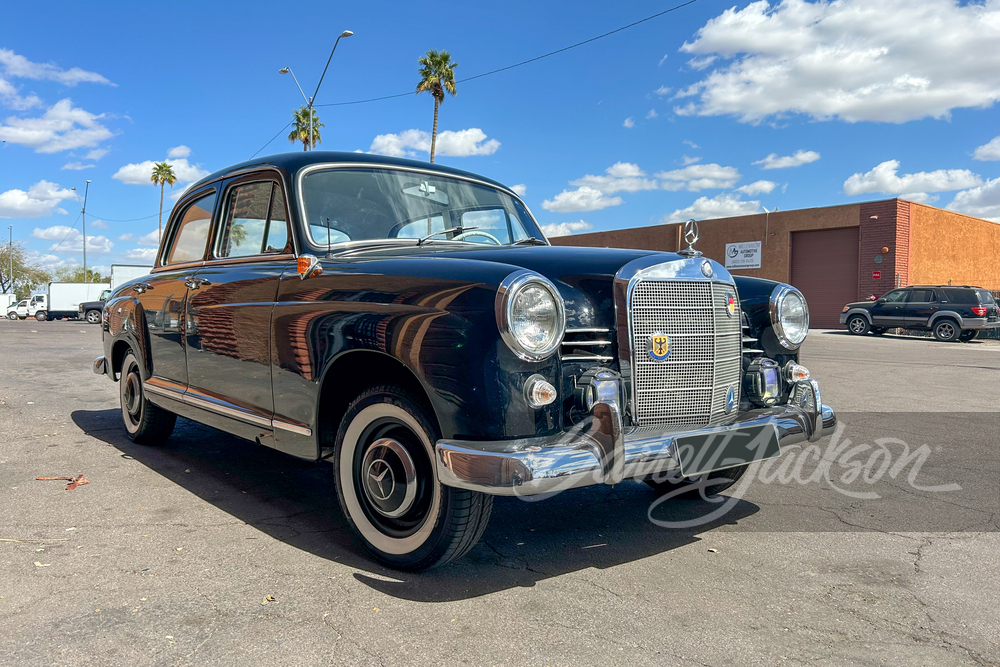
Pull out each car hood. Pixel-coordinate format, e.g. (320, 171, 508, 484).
(844, 301, 875, 309)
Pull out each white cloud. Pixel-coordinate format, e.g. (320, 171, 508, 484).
(0, 180, 75, 218)
(663, 193, 762, 223)
(24, 249, 78, 270)
(166, 145, 191, 159)
(658, 55, 669, 67)
(541, 220, 593, 237)
(656, 163, 741, 191)
(899, 192, 939, 204)
(61, 161, 94, 170)
(369, 128, 500, 158)
(646, 109, 658, 119)
(118, 233, 133, 241)
(541, 187, 623, 213)
(683, 140, 699, 149)
(89, 219, 108, 230)
(85, 148, 108, 160)
(735, 180, 778, 195)
(654, 86, 672, 96)
(32, 225, 113, 254)
(124, 247, 158, 261)
(0, 48, 113, 86)
(973, 136, 1000, 161)
(753, 150, 821, 170)
(623, 117, 635, 128)
(676, 0, 1000, 124)
(135, 229, 161, 246)
(843, 160, 982, 195)
(947, 177, 1000, 221)
(681, 155, 701, 166)
(0, 98, 114, 153)
(112, 158, 209, 185)
(0, 78, 41, 110)
(510, 184, 527, 197)
(569, 162, 659, 195)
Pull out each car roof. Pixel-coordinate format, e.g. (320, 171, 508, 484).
(185, 151, 513, 194)
(909, 285, 985, 290)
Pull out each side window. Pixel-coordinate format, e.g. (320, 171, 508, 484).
(216, 181, 290, 258)
(909, 289, 934, 302)
(166, 192, 217, 265)
(882, 289, 908, 303)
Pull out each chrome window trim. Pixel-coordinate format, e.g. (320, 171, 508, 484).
(769, 283, 809, 350)
(495, 269, 566, 362)
(294, 162, 546, 251)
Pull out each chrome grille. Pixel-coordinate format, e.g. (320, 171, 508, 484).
(629, 280, 742, 427)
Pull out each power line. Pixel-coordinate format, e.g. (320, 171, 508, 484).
(316, 0, 699, 108)
(87, 212, 160, 222)
(249, 121, 293, 160)
(53, 212, 83, 251)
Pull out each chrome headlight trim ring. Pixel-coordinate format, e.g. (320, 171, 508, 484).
(495, 269, 566, 362)
(769, 283, 810, 350)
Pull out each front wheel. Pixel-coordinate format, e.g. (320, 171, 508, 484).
(120, 351, 176, 445)
(847, 315, 870, 335)
(933, 319, 960, 342)
(6, 312, 16, 320)
(34, 311, 47, 322)
(960, 330, 979, 342)
(85, 309, 101, 324)
(334, 385, 492, 571)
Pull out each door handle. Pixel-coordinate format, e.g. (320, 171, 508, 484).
(184, 276, 211, 290)
(131, 282, 153, 294)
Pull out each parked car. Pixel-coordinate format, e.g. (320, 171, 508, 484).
(78, 289, 111, 324)
(93, 152, 836, 570)
(6, 299, 28, 320)
(841, 285, 1000, 341)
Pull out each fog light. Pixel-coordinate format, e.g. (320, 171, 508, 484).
(525, 375, 557, 408)
(746, 358, 781, 406)
(784, 362, 810, 384)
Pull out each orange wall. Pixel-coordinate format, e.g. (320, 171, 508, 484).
(551, 202, 861, 283)
(909, 204, 1000, 289)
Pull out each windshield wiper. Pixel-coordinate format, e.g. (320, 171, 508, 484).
(511, 237, 548, 246)
(416, 226, 479, 246)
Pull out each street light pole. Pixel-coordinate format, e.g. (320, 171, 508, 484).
(280, 30, 352, 152)
(761, 205, 778, 246)
(7, 225, 12, 294)
(81, 180, 91, 281)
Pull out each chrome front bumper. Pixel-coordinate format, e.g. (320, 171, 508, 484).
(93, 355, 107, 376)
(436, 375, 836, 497)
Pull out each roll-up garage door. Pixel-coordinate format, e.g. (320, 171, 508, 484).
(790, 227, 859, 328)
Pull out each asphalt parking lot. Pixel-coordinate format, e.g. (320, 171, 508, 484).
(1, 320, 998, 666)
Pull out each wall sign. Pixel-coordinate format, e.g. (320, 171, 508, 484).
(872, 270, 881, 280)
(724, 241, 762, 269)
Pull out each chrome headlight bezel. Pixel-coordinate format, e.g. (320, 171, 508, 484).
(769, 284, 809, 349)
(495, 270, 566, 361)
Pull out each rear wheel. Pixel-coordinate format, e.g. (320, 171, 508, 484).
(933, 319, 960, 342)
(644, 464, 749, 498)
(34, 311, 47, 322)
(85, 309, 101, 324)
(120, 351, 176, 445)
(847, 315, 870, 335)
(334, 385, 492, 571)
(960, 330, 979, 342)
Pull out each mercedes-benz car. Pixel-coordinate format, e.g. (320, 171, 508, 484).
(93, 152, 836, 570)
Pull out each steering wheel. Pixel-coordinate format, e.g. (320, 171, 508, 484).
(453, 230, 502, 245)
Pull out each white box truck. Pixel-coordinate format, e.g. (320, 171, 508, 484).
(35, 282, 110, 321)
(1, 293, 15, 311)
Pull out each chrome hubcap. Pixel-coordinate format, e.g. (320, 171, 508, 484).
(360, 438, 417, 518)
(122, 370, 142, 429)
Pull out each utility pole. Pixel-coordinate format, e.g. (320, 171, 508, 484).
(81, 180, 91, 281)
(6, 225, 12, 294)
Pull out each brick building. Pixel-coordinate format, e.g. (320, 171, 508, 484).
(550, 198, 1000, 328)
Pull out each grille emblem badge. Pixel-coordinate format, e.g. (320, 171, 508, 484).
(648, 333, 670, 361)
(725, 386, 737, 413)
(725, 290, 736, 317)
(701, 260, 714, 278)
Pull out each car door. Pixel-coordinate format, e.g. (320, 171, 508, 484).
(140, 187, 218, 389)
(869, 288, 909, 328)
(904, 288, 938, 327)
(184, 175, 293, 434)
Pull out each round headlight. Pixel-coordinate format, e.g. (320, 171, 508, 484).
(770, 284, 809, 349)
(496, 271, 565, 361)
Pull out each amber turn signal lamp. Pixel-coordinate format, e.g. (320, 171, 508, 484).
(297, 255, 322, 280)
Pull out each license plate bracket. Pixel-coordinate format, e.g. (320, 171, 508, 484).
(674, 422, 780, 477)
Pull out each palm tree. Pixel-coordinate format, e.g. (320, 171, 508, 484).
(150, 162, 177, 243)
(288, 106, 323, 151)
(416, 50, 458, 163)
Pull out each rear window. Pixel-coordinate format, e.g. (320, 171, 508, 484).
(940, 288, 977, 304)
(977, 289, 996, 305)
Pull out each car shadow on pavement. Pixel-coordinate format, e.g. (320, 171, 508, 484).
(72, 408, 759, 602)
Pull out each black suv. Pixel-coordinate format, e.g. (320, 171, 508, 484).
(841, 286, 999, 341)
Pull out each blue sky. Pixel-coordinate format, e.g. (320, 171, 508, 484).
(2, 0, 1000, 273)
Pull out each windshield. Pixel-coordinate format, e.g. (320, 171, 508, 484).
(300, 168, 542, 248)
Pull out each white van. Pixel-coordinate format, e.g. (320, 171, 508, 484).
(6, 299, 29, 320)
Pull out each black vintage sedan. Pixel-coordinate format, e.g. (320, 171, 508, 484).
(93, 152, 836, 570)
